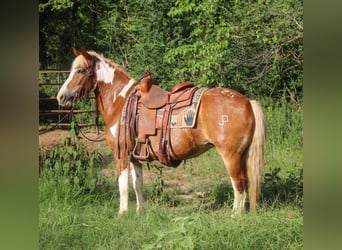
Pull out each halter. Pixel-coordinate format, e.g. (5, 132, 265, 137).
(73, 55, 103, 142)
(77, 55, 97, 100)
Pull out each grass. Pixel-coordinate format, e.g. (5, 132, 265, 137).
(39, 193, 302, 249)
(39, 98, 303, 249)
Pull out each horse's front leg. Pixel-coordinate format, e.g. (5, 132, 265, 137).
(118, 162, 129, 215)
(130, 161, 144, 213)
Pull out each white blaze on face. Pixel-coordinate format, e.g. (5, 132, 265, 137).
(64, 69, 77, 88)
(96, 60, 115, 84)
(57, 69, 76, 103)
(119, 79, 136, 98)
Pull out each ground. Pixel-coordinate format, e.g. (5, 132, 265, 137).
(39, 129, 108, 153)
(39, 128, 115, 176)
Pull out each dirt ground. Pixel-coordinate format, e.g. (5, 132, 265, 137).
(39, 129, 108, 153)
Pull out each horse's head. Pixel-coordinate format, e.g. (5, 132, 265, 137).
(57, 48, 97, 107)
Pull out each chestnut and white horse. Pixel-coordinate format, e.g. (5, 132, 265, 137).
(57, 48, 266, 216)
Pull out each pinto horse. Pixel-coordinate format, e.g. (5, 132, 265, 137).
(57, 48, 266, 216)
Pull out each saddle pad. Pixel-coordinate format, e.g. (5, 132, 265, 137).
(170, 87, 207, 128)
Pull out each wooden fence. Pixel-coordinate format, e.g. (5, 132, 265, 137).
(39, 70, 100, 133)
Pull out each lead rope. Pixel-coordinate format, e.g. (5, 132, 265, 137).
(39, 105, 75, 135)
(72, 100, 106, 142)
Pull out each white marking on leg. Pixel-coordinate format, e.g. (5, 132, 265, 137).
(130, 162, 144, 213)
(96, 60, 115, 84)
(119, 79, 136, 97)
(118, 167, 129, 214)
(219, 115, 229, 126)
(230, 177, 246, 217)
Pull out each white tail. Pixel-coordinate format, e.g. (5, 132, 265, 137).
(246, 100, 267, 211)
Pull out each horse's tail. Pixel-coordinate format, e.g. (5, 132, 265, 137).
(246, 100, 266, 211)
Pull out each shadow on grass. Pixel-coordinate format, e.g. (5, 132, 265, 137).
(194, 167, 303, 211)
(261, 167, 303, 208)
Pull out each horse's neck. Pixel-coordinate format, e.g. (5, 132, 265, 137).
(95, 75, 136, 127)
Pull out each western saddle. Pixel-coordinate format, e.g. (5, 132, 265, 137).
(121, 71, 198, 166)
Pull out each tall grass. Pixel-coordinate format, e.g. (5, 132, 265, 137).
(39, 98, 303, 249)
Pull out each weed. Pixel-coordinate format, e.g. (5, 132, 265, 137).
(143, 216, 198, 250)
(142, 162, 183, 207)
(262, 166, 303, 208)
(40, 121, 104, 196)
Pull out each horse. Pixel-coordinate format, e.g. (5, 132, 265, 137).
(57, 48, 266, 216)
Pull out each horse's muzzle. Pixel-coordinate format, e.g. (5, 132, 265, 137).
(57, 90, 74, 107)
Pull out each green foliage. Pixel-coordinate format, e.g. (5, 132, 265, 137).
(144, 164, 182, 207)
(39, 0, 303, 102)
(262, 166, 303, 208)
(165, 0, 303, 98)
(40, 122, 103, 196)
(39, 0, 74, 12)
(143, 216, 197, 250)
(263, 96, 303, 149)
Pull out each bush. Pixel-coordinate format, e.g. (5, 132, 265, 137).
(40, 122, 103, 197)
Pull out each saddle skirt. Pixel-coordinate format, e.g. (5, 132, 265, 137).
(119, 79, 206, 166)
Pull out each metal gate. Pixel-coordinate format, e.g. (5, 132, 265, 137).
(39, 70, 100, 133)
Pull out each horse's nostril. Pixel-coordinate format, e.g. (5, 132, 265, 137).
(57, 93, 64, 104)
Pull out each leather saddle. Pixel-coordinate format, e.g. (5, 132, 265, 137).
(139, 74, 194, 109)
(125, 71, 197, 166)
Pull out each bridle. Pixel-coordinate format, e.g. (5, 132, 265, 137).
(76, 55, 97, 100)
(40, 55, 105, 141)
(71, 55, 106, 142)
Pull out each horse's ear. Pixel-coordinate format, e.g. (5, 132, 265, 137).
(80, 47, 92, 61)
(72, 47, 81, 57)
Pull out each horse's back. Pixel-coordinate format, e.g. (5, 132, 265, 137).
(157, 87, 256, 160)
(188, 87, 255, 153)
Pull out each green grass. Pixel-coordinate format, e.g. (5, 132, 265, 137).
(40, 198, 302, 249)
(39, 98, 303, 249)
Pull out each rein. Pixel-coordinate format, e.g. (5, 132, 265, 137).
(39, 104, 106, 142)
(39, 106, 75, 135)
(73, 118, 106, 142)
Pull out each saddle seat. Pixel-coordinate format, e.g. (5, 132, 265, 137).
(139, 75, 195, 109)
(170, 81, 194, 94)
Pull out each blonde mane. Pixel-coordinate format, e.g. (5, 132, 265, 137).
(87, 51, 132, 78)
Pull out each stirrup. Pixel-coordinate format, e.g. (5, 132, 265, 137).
(132, 138, 150, 160)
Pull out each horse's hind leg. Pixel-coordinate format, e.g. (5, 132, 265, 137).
(130, 161, 144, 213)
(218, 151, 248, 215)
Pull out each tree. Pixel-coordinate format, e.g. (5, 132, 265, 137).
(39, 0, 303, 102)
